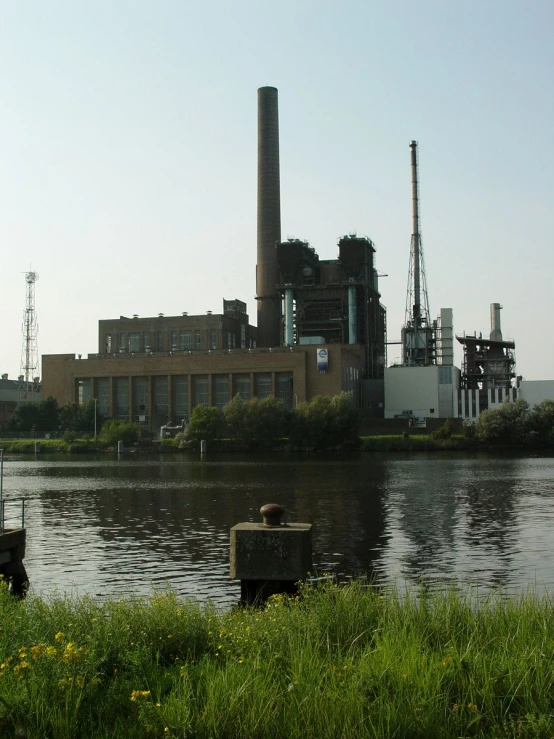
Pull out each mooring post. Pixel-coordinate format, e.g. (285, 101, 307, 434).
(200, 440, 207, 455)
(34, 442, 40, 455)
(230, 504, 313, 606)
(117, 440, 124, 455)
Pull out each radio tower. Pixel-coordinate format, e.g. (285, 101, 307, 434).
(402, 141, 434, 365)
(20, 270, 39, 401)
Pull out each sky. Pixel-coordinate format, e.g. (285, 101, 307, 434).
(1, 0, 553, 380)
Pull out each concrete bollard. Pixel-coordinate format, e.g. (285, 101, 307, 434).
(230, 503, 312, 606)
(117, 440, 124, 455)
(34, 442, 40, 454)
(200, 440, 207, 455)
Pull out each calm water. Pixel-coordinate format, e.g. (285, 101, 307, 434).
(1, 452, 553, 606)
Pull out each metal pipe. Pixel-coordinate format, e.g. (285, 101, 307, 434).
(284, 287, 294, 346)
(490, 303, 503, 341)
(348, 286, 357, 344)
(409, 141, 421, 323)
(257, 86, 281, 347)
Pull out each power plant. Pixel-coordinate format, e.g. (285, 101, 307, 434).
(39, 85, 544, 431)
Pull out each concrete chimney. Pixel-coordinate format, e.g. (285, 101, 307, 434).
(490, 303, 503, 341)
(256, 86, 281, 347)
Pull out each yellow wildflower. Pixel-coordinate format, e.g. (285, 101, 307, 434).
(130, 690, 151, 702)
(31, 644, 45, 660)
(45, 646, 57, 657)
(55, 632, 65, 643)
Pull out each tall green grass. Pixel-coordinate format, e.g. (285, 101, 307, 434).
(0, 581, 552, 737)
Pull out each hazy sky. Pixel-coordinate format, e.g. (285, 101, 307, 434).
(1, 1, 552, 380)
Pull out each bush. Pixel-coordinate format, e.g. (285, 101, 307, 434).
(99, 420, 140, 446)
(183, 406, 226, 446)
(475, 399, 531, 446)
(224, 395, 287, 450)
(289, 392, 360, 451)
(432, 417, 453, 440)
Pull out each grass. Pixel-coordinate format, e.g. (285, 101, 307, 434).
(0, 580, 553, 738)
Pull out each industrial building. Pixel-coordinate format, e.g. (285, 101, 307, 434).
(41, 86, 386, 430)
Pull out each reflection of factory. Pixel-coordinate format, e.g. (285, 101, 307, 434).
(42, 87, 386, 429)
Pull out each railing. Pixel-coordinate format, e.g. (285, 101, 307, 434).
(0, 498, 25, 534)
(0, 449, 26, 533)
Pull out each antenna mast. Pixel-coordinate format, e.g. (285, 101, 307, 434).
(402, 141, 434, 365)
(20, 271, 39, 401)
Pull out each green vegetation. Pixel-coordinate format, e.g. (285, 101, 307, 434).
(5, 397, 103, 439)
(0, 580, 552, 738)
(471, 399, 554, 448)
(177, 392, 360, 451)
(98, 420, 140, 446)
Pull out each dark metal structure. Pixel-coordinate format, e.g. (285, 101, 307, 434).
(276, 235, 386, 380)
(256, 86, 281, 348)
(457, 304, 516, 391)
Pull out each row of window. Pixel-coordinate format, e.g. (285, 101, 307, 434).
(78, 373, 293, 424)
(104, 326, 252, 354)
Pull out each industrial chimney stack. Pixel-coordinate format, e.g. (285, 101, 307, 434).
(256, 86, 281, 347)
(490, 303, 503, 341)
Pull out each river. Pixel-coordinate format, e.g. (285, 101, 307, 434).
(1, 452, 553, 606)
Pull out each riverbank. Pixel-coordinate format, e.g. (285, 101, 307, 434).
(0, 581, 552, 738)
(0, 434, 470, 454)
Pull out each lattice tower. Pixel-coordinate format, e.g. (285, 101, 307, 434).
(404, 140, 431, 329)
(20, 271, 39, 400)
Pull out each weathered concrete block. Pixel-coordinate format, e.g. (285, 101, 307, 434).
(230, 522, 312, 581)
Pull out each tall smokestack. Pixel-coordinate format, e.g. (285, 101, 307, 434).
(409, 140, 421, 324)
(490, 303, 503, 341)
(257, 86, 281, 347)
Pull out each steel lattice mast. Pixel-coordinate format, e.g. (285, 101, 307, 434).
(20, 271, 39, 401)
(404, 140, 430, 329)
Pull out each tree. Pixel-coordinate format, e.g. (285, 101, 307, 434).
(7, 396, 60, 434)
(474, 398, 531, 446)
(223, 395, 287, 449)
(99, 420, 139, 446)
(183, 406, 226, 445)
(59, 400, 103, 436)
(528, 400, 554, 446)
(289, 392, 360, 451)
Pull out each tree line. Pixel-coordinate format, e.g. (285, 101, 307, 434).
(178, 392, 360, 451)
(464, 398, 554, 447)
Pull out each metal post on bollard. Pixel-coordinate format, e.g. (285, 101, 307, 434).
(230, 503, 313, 606)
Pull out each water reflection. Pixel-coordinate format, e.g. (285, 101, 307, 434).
(2, 453, 553, 604)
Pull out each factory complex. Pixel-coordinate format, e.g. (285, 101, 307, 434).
(41, 87, 553, 433)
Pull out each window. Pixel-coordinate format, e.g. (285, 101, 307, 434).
(77, 379, 92, 405)
(143, 332, 150, 351)
(240, 324, 246, 348)
(97, 378, 110, 416)
(114, 377, 129, 420)
(234, 374, 250, 400)
(214, 375, 229, 409)
(194, 330, 201, 350)
(210, 329, 217, 350)
(170, 331, 177, 350)
(173, 376, 189, 423)
(276, 372, 293, 409)
(157, 331, 164, 351)
(133, 377, 148, 423)
(153, 376, 168, 416)
(254, 374, 271, 399)
(105, 334, 112, 353)
(193, 375, 209, 407)
(128, 332, 140, 352)
(180, 330, 191, 350)
(119, 333, 126, 352)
